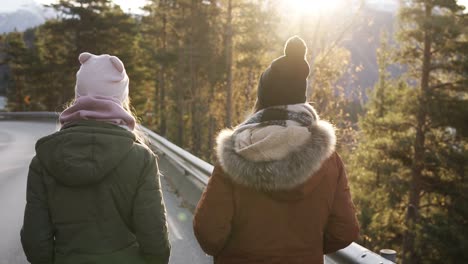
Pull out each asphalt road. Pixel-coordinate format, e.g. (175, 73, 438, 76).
(0, 120, 211, 264)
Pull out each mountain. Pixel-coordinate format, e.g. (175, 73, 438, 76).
(342, 6, 398, 100)
(0, 0, 53, 34)
(0, 1, 52, 96)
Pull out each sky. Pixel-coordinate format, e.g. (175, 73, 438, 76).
(1, 0, 467, 13)
(0, 0, 147, 13)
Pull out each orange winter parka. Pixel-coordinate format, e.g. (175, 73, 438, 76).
(193, 103, 360, 264)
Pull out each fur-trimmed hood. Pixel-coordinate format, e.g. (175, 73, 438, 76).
(216, 103, 336, 191)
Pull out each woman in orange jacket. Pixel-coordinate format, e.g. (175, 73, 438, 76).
(193, 36, 359, 264)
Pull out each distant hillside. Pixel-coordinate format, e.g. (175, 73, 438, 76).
(0, 1, 52, 96)
(343, 6, 398, 99)
(0, 0, 54, 34)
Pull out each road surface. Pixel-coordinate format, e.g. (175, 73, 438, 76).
(0, 120, 211, 264)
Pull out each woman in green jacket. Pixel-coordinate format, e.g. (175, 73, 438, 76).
(21, 52, 171, 264)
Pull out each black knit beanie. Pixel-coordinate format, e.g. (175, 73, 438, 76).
(257, 36, 310, 109)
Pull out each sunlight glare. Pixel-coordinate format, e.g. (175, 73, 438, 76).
(287, 0, 344, 15)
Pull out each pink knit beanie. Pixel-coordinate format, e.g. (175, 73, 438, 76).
(60, 52, 135, 130)
(75, 52, 129, 103)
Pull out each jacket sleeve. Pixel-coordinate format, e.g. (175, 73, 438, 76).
(323, 153, 360, 254)
(133, 154, 171, 264)
(21, 156, 54, 264)
(193, 165, 234, 256)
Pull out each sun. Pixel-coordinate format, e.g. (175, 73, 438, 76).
(285, 0, 344, 15)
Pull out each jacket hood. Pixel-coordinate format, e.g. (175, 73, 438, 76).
(35, 120, 136, 187)
(216, 106, 336, 194)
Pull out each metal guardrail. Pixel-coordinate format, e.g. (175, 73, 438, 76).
(326, 243, 395, 264)
(140, 126, 211, 186)
(0, 112, 396, 264)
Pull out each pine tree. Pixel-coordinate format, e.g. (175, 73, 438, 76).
(136, 0, 279, 159)
(349, 33, 412, 254)
(35, 0, 139, 108)
(351, 1, 468, 262)
(398, 1, 467, 262)
(140, 0, 175, 144)
(1, 31, 39, 111)
(224, 0, 233, 127)
(231, 0, 279, 122)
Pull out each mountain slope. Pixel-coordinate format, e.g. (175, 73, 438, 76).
(0, 0, 53, 34)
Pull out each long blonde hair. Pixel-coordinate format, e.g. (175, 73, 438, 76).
(121, 97, 149, 147)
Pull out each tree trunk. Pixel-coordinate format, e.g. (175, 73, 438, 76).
(245, 68, 254, 107)
(14, 75, 23, 111)
(306, 15, 322, 99)
(224, 0, 233, 127)
(176, 44, 185, 146)
(159, 7, 167, 136)
(189, 0, 201, 155)
(402, 4, 432, 264)
(154, 71, 160, 130)
(208, 116, 215, 160)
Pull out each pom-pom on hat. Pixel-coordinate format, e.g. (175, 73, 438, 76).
(75, 52, 129, 104)
(257, 36, 310, 109)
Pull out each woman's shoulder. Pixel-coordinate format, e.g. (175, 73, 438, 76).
(319, 152, 344, 173)
(130, 141, 156, 161)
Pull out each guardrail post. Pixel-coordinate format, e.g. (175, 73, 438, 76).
(379, 249, 397, 262)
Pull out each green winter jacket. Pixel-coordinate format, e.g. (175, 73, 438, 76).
(21, 120, 171, 264)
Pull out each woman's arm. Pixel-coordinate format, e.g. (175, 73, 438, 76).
(323, 153, 360, 254)
(193, 165, 234, 256)
(21, 156, 55, 264)
(133, 155, 171, 264)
